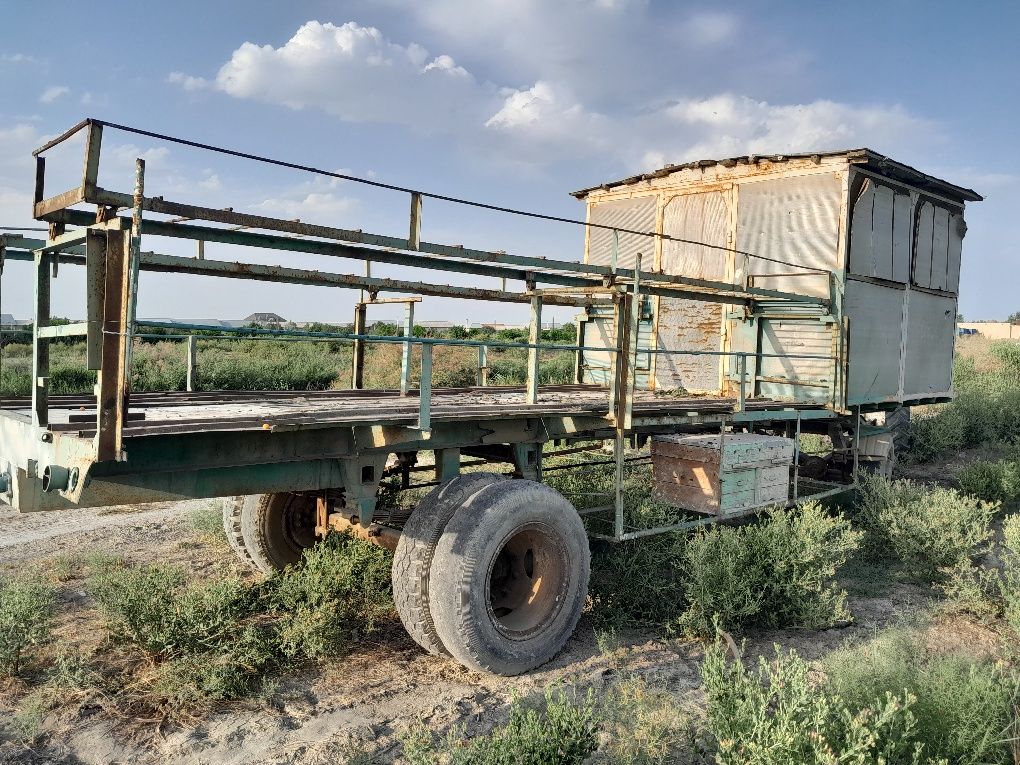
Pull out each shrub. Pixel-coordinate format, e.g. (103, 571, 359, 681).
(677, 502, 860, 636)
(823, 628, 1017, 764)
(942, 513, 1020, 634)
(958, 459, 1020, 504)
(701, 642, 934, 765)
(402, 689, 601, 765)
(0, 576, 56, 675)
(268, 533, 394, 660)
(88, 564, 251, 657)
(855, 475, 996, 581)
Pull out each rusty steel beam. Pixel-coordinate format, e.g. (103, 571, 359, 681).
(95, 229, 131, 462)
(325, 512, 399, 552)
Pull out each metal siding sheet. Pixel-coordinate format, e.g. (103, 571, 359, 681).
(587, 196, 658, 270)
(758, 320, 833, 403)
(654, 299, 722, 392)
(871, 185, 895, 280)
(581, 312, 652, 389)
(661, 191, 729, 279)
(892, 192, 912, 283)
(930, 206, 950, 291)
(947, 212, 963, 293)
(904, 290, 955, 395)
(655, 190, 728, 392)
(913, 201, 934, 288)
(845, 279, 904, 403)
(736, 173, 841, 298)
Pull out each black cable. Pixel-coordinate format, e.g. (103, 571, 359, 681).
(79, 118, 823, 275)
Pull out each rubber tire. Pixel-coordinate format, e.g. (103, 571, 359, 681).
(223, 493, 317, 573)
(886, 407, 911, 455)
(429, 480, 590, 676)
(392, 472, 507, 656)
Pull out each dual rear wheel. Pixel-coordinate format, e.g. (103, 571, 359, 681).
(223, 475, 590, 675)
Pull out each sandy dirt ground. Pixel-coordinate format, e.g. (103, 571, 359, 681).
(0, 495, 988, 765)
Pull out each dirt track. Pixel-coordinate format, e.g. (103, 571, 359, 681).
(0, 497, 981, 764)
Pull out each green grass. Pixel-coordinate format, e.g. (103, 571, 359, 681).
(958, 457, 1020, 504)
(402, 689, 601, 765)
(701, 642, 936, 765)
(823, 628, 1017, 764)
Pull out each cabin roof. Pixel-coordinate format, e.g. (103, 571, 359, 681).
(570, 148, 982, 203)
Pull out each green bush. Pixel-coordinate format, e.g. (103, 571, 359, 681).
(85, 533, 394, 713)
(701, 642, 936, 765)
(855, 475, 995, 581)
(823, 629, 1017, 764)
(268, 533, 394, 660)
(677, 502, 860, 636)
(0, 576, 56, 675)
(402, 689, 601, 765)
(942, 513, 1020, 634)
(88, 564, 251, 657)
(958, 459, 1020, 504)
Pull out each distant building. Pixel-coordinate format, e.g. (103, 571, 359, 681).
(957, 322, 1020, 340)
(243, 312, 287, 326)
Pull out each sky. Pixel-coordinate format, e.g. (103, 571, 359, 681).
(0, 0, 1017, 325)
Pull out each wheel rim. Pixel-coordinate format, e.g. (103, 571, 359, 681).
(278, 495, 317, 556)
(486, 522, 568, 639)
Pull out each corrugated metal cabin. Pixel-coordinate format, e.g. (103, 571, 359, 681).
(572, 149, 982, 412)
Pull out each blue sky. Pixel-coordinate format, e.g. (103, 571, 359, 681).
(0, 0, 1017, 324)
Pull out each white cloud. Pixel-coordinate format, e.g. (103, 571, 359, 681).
(682, 11, 738, 45)
(198, 21, 486, 129)
(253, 191, 358, 222)
(2, 53, 36, 64)
(39, 85, 70, 104)
(167, 71, 209, 91)
(641, 94, 937, 168)
(167, 20, 940, 175)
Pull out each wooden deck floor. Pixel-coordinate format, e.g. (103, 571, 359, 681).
(1, 384, 823, 438)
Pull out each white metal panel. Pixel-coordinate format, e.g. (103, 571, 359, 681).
(871, 185, 895, 280)
(848, 181, 875, 277)
(892, 192, 912, 283)
(904, 290, 955, 396)
(660, 190, 729, 279)
(736, 172, 841, 298)
(913, 201, 934, 288)
(757, 320, 834, 403)
(586, 196, 657, 270)
(930, 205, 950, 291)
(947, 211, 963, 292)
(845, 279, 904, 404)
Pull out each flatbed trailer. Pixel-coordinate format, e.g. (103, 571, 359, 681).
(0, 118, 979, 674)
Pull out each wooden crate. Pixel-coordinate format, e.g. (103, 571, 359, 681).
(650, 433, 794, 516)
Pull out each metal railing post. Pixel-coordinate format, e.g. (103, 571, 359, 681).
(527, 295, 542, 404)
(793, 413, 801, 502)
(186, 334, 197, 392)
(418, 343, 432, 432)
(351, 303, 367, 389)
(738, 352, 747, 411)
(31, 251, 50, 427)
(400, 300, 414, 396)
(476, 344, 488, 386)
(123, 158, 145, 394)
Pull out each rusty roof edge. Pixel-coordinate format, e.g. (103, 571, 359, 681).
(570, 148, 983, 203)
